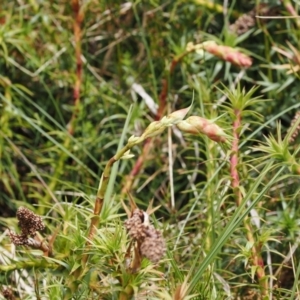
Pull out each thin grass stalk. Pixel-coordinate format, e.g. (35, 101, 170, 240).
(44, 1, 84, 205)
(121, 51, 189, 194)
(205, 136, 218, 251)
(132, 4, 158, 101)
(82, 143, 132, 266)
(2, 135, 64, 216)
(188, 162, 282, 294)
(121, 139, 152, 195)
(0, 92, 98, 179)
(68, 0, 83, 135)
(11, 85, 100, 170)
(289, 258, 300, 300)
(230, 108, 268, 296)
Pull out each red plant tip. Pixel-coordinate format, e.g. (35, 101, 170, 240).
(177, 116, 226, 143)
(203, 42, 252, 68)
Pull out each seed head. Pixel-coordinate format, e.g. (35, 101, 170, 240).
(124, 209, 166, 263)
(124, 209, 149, 240)
(7, 231, 28, 246)
(16, 207, 45, 237)
(8, 207, 45, 246)
(140, 229, 166, 263)
(2, 288, 15, 300)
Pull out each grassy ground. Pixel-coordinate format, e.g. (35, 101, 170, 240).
(1, 1, 300, 299)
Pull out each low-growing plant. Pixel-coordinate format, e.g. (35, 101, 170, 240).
(1, 1, 300, 300)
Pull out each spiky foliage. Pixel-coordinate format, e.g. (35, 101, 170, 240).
(1, 1, 300, 299)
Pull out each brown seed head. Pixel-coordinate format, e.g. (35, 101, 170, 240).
(2, 288, 15, 300)
(140, 228, 166, 263)
(7, 231, 28, 246)
(124, 209, 147, 240)
(16, 207, 45, 237)
(125, 209, 166, 263)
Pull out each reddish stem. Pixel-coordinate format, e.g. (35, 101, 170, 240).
(230, 109, 267, 295)
(68, 0, 83, 135)
(230, 109, 241, 204)
(156, 79, 168, 120)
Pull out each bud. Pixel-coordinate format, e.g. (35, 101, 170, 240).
(120, 150, 135, 160)
(202, 42, 252, 68)
(186, 41, 196, 52)
(177, 116, 226, 143)
(202, 122, 227, 142)
(128, 135, 140, 144)
(187, 41, 252, 68)
(176, 120, 199, 134)
(161, 106, 191, 126)
(141, 121, 165, 139)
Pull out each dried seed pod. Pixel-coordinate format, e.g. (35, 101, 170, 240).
(7, 231, 28, 246)
(16, 207, 45, 237)
(124, 209, 147, 240)
(229, 11, 256, 35)
(124, 208, 166, 264)
(140, 229, 166, 263)
(2, 288, 15, 300)
(230, 4, 273, 35)
(8, 207, 45, 246)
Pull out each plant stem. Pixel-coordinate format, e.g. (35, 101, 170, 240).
(0, 260, 57, 272)
(120, 51, 189, 193)
(230, 108, 268, 296)
(82, 143, 133, 265)
(121, 139, 152, 195)
(44, 0, 83, 206)
(231, 109, 241, 204)
(68, 0, 83, 135)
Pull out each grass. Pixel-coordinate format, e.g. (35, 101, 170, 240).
(1, 0, 300, 299)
